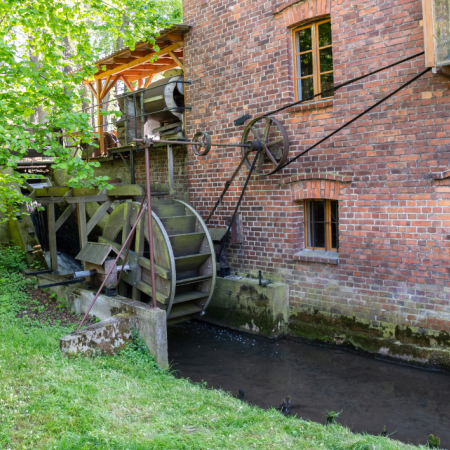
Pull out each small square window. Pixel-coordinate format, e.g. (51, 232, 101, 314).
(293, 19, 334, 101)
(305, 199, 338, 251)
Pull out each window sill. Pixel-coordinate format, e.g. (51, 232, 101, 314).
(293, 249, 339, 265)
(289, 99, 334, 113)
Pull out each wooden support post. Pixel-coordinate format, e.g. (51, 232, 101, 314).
(47, 203, 58, 271)
(122, 200, 132, 245)
(168, 51, 184, 71)
(167, 145, 175, 193)
(96, 78, 104, 156)
(143, 75, 154, 89)
(77, 202, 88, 250)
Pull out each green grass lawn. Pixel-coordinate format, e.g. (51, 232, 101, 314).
(0, 247, 429, 449)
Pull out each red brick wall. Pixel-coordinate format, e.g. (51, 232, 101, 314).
(134, 146, 189, 200)
(183, 0, 450, 338)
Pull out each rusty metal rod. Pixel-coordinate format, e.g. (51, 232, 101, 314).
(75, 202, 149, 332)
(116, 193, 147, 288)
(145, 145, 158, 309)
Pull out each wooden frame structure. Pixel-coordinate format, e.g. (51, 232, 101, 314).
(84, 24, 190, 156)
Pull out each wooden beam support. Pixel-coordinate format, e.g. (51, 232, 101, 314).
(77, 202, 88, 250)
(96, 78, 105, 155)
(94, 42, 183, 80)
(100, 75, 119, 99)
(121, 76, 136, 92)
(143, 75, 154, 89)
(86, 82, 97, 97)
(130, 50, 149, 57)
(86, 200, 112, 235)
(55, 203, 76, 233)
(100, 75, 111, 98)
(113, 57, 135, 64)
(168, 51, 184, 71)
(65, 194, 109, 204)
(47, 203, 58, 271)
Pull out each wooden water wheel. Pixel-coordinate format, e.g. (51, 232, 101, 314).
(99, 198, 216, 324)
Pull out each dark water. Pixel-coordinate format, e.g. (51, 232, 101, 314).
(168, 321, 450, 447)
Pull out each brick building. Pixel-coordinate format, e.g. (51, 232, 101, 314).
(179, 0, 450, 360)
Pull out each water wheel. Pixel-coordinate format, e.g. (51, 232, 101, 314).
(99, 198, 216, 324)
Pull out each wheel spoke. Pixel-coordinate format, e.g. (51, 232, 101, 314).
(264, 148, 278, 165)
(256, 151, 265, 173)
(250, 125, 264, 142)
(266, 137, 284, 147)
(263, 118, 271, 142)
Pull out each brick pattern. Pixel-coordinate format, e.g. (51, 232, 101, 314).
(183, 0, 450, 336)
(274, 0, 332, 27)
(134, 146, 189, 199)
(291, 178, 342, 201)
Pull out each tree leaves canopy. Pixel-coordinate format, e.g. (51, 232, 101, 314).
(0, 0, 182, 218)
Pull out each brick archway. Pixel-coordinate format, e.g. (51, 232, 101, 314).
(273, 0, 332, 28)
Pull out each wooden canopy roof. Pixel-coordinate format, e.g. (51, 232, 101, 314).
(84, 24, 190, 155)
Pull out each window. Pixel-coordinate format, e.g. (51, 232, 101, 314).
(293, 20, 334, 101)
(305, 199, 338, 251)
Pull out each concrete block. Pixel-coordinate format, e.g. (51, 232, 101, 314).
(38, 276, 169, 368)
(60, 314, 136, 357)
(204, 277, 288, 337)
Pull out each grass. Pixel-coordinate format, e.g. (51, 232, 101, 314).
(0, 246, 429, 449)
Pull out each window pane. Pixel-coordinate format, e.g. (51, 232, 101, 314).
(318, 21, 332, 47)
(320, 73, 334, 95)
(298, 76, 314, 101)
(319, 47, 333, 72)
(331, 222, 338, 249)
(330, 200, 338, 223)
(296, 27, 312, 53)
(307, 200, 326, 248)
(299, 52, 313, 77)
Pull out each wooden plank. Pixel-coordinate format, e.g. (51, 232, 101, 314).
(94, 42, 183, 80)
(96, 78, 104, 156)
(168, 51, 184, 70)
(176, 274, 212, 285)
(169, 232, 205, 257)
(174, 253, 210, 272)
(138, 257, 171, 280)
(86, 200, 112, 235)
(34, 197, 66, 204)
(55, 203, 76, 232)
(159, 215, 196, 236)
(65, 195, 109, 203)
(136, 280, 169, 305)
(167, 302, 202, 319)
(77, 202, 88, 249)
(124, 62, 179, 83)
(47, 203, 58, 271)
(173, 290, 209, 304)
(108, 184, 144, 197)
(36, 187, 70, 197)
(422, 0, 435, 67)
(167, 145, 175, 193)
(144, 95, 164, 104)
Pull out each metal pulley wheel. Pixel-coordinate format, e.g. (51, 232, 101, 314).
(241, 117, 289, 176)
(192, 131, 212, 156)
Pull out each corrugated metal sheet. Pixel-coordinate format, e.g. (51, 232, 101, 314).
(75, 243, 114, 265)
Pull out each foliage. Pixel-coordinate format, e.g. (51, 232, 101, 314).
(325, 410, 342, 425)
(0, 0, 182, 219)
(0, 243, 27, 272)
(428, 434, 441, 448)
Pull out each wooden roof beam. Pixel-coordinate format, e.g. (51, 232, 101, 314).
(93, 42, 183, 81)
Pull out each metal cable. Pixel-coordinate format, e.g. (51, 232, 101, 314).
(264, 51, 424, 117)
(272, 67, 431, 174)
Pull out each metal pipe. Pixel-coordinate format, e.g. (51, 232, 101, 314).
(38, 278, 86, 289)
(145, 146, 157, 309)
(74, 269, 97, 278)
(76, 202, 149, 332)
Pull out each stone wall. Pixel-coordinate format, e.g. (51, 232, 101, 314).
(183, 0, 450, 356)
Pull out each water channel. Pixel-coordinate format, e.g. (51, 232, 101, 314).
(168, 320, 450, 447)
